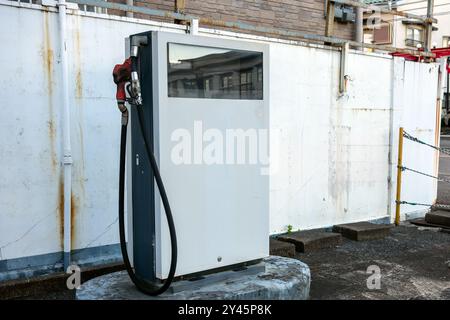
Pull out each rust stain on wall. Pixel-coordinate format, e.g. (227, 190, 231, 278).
(77, 122, 86, 197)
(43, 11, 58, 171)
(43, 11, 54, 96)
(72, 17, 86, 246)
(58, 180, 78, 249)
(71, 193, 77, 247)
(76, 70, 83, 99)
(74, 21, 83, 99)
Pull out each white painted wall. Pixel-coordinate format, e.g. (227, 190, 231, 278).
(268, 46, 438, 233)
(390, 58, 440, 221)
(269, 46, 396, 233)
(0, 2, 440, 268)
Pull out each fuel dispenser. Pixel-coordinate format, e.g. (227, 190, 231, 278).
(113, 31, 269, 295)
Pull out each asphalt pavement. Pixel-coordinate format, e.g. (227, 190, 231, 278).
(299, 225, 450, 300)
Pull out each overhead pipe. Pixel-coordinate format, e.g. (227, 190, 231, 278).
(174, 0, 185, 24)
(339, 42, 349, 95)
(354, 0, 363, 50)
(57, 0, 73, 271)
(424, 0, 434, 53)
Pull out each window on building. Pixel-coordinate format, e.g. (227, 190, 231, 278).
(78, 0, 108, 14)
(405, 27, 424, 48)
(183, 79, 197, 91)
(240, 70, 253, 98)
(204, 77, 214, 98)
(168, 43, 263, 99)
(221, 74, 234, 92)
(372, 23, 392, 44)
(257, 67, 263, 83)
(443, 36, 450, 48)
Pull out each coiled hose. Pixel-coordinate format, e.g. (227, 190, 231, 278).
(117, 55, 177, 296)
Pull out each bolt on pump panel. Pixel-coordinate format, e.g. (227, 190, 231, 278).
(127, 31, 269, 280)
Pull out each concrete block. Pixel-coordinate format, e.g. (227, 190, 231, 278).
(410, 218, 450, 231)
(76, 256, 310, 300)
(425, 210, 450, 227)
(277, 231, 342, 253)
(269, 238, 296, 257)
(332, 222, 391, 241)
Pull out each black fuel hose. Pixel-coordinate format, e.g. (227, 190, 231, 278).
(118, 57, 177, 296)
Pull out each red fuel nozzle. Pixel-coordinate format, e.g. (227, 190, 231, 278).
(113, 58, 132, 124)
(113, 58, 132, 103)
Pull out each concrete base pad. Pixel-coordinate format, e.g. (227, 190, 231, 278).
(425, 210, 450, 227)
(168, 263, 266, 294)
(76, 256, 310, 300)
(333, 222, 391, 241)
(277, 231, 342, 253)
(269, 238, 296, 257)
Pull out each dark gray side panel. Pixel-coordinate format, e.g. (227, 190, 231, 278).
(131, 31, 155, 282)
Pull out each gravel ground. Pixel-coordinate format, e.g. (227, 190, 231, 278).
(295, 224, 450, 300)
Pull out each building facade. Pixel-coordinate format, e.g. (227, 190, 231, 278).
(363, 0, 450, 50)
(363, 0, 450, 119)
(105, 0, 358, 40)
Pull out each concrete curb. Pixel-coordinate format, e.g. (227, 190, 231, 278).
(0, 262, 124, 300)
(76, 256, 310, 300)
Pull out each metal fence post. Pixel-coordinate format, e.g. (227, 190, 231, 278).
(395, 127, 404, 226)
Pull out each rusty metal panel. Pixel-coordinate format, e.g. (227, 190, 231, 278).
(0, 9, 63, 262)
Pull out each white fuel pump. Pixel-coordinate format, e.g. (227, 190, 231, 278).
(114, 31, 270, 295)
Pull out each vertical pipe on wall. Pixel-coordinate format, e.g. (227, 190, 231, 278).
(58, 0, 72, 270)
(355, 0, 363, 49)
(175, 0, 186, 24)
(339, 42, 349, 94)
(424, 0, 434, 52)
(126, 0, 133, 18)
